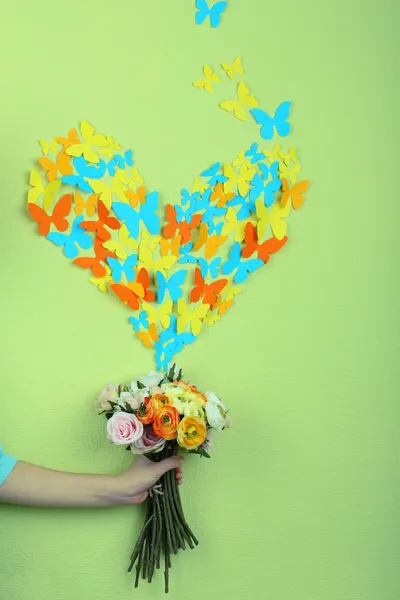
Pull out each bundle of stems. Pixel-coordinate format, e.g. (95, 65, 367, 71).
(128, 442, 198, 593)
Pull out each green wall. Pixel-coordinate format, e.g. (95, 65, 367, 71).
(0, 1, 398, 599)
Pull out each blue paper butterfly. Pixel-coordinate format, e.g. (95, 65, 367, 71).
(129, 310, 149, 332)
(174, 204, 195, 224)
(74, 156, 107, 180)
(201, 204, 227, 226)
(259, 161, 279, 181)
(251, 101, 291, 140)
(47, 215, 93, 259)
(156, 270, 186, 303)
(201, 162, 227, 186)
(178, 243, 198, 264)
(193, 188, 212, 212)
(198, 257, 221, 279)
(222, 242, 264, 283)
(112, 191, 160, 238)
(245, 142, 265, 164)
(208, 221, 224, 235)
(181, 189, 200, 207)
(107, 254, 138, 283)
(107, 157, 118, 177)
(155, 316, 196, 370)
(226, 194, 255, 220)
(195, 0, 227, 28)
(114, 150, 133, 169)
(249, 174, 282, 206)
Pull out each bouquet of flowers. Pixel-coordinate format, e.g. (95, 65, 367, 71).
(96, 364, 231, 592)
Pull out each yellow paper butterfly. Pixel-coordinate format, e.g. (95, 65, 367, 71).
(192, 177, 209, 195)
(89, 265, 113, 293)
(98, 136, 122, 158)
(279, 147, 298, 166)
(103, 225, 138, 260)
(39, 138, 58, 156)
(278, 161, 302, 185)
(222, 207, 256, 242)
(126, 166, 144, 191)
(160, 236, 181, 257)
(142, 301, 173, 329)
(263, 143, 283, 164)
(255, 197, 290, 241)
(221, 56, 244, 80)
(193, 65, 221, 92)
(73, 192, 98, 217)
(223, 163, 255, 197)
(204, 307, 221, 327)
(177, 300, 210, 336)
(140, 230, 161, 253)
(232, 150, 252, 171)
(139, 244, 177, 275)
(89, 169, 128, 209)
(66, 120, 108, 164)
(27, 170, 62, 211)
(224, 282, 243, 301)
(219, 82, 259, 121)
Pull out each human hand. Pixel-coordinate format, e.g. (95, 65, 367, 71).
(114, 454, 184, 505)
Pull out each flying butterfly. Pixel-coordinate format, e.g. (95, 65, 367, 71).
(219, 82, 259, 121)
(73, 236, 117, 277)
(195, 0, 227, 28)
(177, 299, 210, 336)
(221, 56, 243, 79)
(242, 222, 288, 263)
(27, 170, 62, 211)
(280, 178, 309, 210)
(193, 65, 221, 92)
(38, 151, 72, 182)
(251, 102, 291, 140)
(47, 215, 93, 259)
(190, 268, 228, 308)
(28, 193, 72, 236)
(221, 241, 263, 283)
(66, 120, 108, 164)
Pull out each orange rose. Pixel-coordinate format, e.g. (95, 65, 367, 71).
(152, 405, 180, 440)
(137, 397, 155, 425)
(175, 381, 207, 405)
(152, 394, 172, 410)
(177, 416, 207, 450)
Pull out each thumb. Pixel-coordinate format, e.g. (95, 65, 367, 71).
(154, 456, 184, 478)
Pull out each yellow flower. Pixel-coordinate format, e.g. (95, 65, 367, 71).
(177, 416, 207, 451)
(183, 402, 205, 420)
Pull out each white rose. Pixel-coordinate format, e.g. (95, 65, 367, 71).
(119, 392, 144, 411)
(205, 391, 227, 431)
(139, 370, 165, 389)
(183, 401, 205, 419)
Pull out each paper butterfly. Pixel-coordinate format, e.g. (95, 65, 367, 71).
(156, 270, 186, 303)
(195, 0, 227, 28)
(177, 299, 210, 335)
(221, 242, 263, 283)
(74, 236, 116, 277)
(129, 310, 149, 332)
(220, 82, 259, 121)
(251, 102, 291, 140)
(107, 255, 138, 283)
(190, 268, 228, 307)
(47, 215, 93, 259)
(242, 223, 288, 263)
(221, 57, 243, 79)
(255, 197, 290, 241)
(193, 66, 221, 92)
(113, 192, 160, 238)
(280, 178, 309, 210)
(28, 193, 72, 236)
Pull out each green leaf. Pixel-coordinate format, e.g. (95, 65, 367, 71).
(191, 448, 211, 459)
(137, 381, 146, 390)
(125, 445, 132, 451)
(105, 412, 114, 420)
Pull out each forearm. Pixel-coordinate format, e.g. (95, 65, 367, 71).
(0, 461, 121, 508)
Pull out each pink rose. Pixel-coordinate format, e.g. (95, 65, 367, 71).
(106, 412, 143, 445)
(131, 426, 166, 455)
(96, 383, 118, 411)
(120, 391, 143, 411)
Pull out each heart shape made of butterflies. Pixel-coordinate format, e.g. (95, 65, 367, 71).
(27, 121, 309, 369)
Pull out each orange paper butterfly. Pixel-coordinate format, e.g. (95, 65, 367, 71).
(280, 178, 309, 210)
(28, 193, 72, 236)
(160, 235, 181, 257)
(56, 128, 80, 149)
(190, 268, 228, 308)
(136, 322, 159, 348)
(38, 151, 73, 182)
(111, 268, 154, 310)
(73, 192, 98, 217)
(73, 236, 117, 278)
(163, 205, 202, 244)
(193, 222, 228, 258)
(125, 185, 147, 208)
(210, 182, 236, 208)
(242, 223, 288, 263)
(81, 200, 120, 241)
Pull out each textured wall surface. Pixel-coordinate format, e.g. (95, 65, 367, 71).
(0, 1, 398, 599)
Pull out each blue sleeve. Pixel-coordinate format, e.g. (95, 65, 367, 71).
(0, 445, 18, 486)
